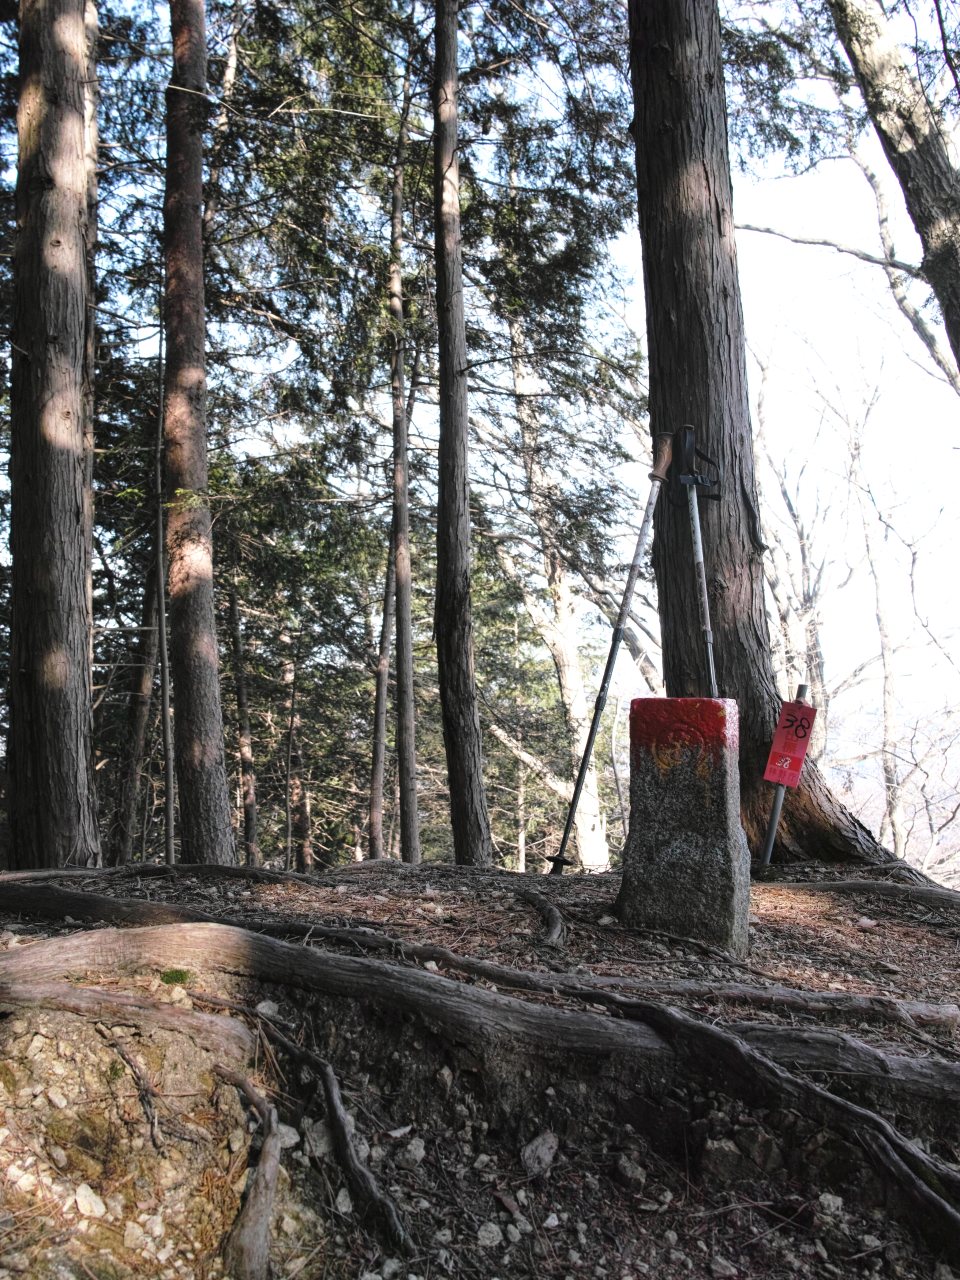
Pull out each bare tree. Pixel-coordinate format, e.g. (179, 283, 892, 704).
(828, 0, 960, 370)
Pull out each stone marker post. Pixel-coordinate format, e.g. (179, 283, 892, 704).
(615, 698, 750, 957)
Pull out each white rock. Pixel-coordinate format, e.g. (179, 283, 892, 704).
(382, 1260, 404, 1280)
(46, 1088, 69, 1110)
(255, 1000, 280, 1017)
(398, 1137, 426, 1169)
(477, 1222, 504, 1248)
(433, 1228, 453, 1245)
(710, 1258, 738, 1278)
(281, 1215, 298, 1236)
(143, 1213, 164, 1239)
(124, 1222, 146, 1250)
(598, 915, 617, 926)
(26, 1035, 46, 1060)
(277, 1124, 301, 1149)
(818, 1193, 844, 1215)
(423, 960, 439, 972)
(521, 1131, 558, 1178)
(506, 1225, 521, 1244)
(543, 1213, 560, 1229)
(335, 1187, 353, 1215)
(75, 1184, 106, 1218)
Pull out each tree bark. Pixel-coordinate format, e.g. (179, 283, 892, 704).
(9, 0, 101, 868)
(368, 545, 394, 860)
(433, 0, 492, 867)
(227, 581, 259, 866)
(628, 0, 890, 862)
(163, 0, 234, 864)
(828, 0, 960, 373)
(108, 561, 160, 865)
(390, 73, 421, 866)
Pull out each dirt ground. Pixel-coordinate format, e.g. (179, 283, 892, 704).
(0, 860, 958, 1280)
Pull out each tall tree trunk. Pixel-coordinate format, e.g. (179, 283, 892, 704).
(155, 302, 176, 866)
(629, 0, 890, 863)
(163, 0, 234, 864)
(227, 581, 259, 866)
(82, 0, 97, 682)
(368, 545, 394, 860)
(390, 74, 421, 866)
(828, 0, 960, 371)
(9, 0, 101, 868)
(433, 0, 492, 867)
(108, 561, 159, 865)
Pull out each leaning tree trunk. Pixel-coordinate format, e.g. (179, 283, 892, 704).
(629, 0, 890, 862)
(9, 0, 101, 869)
(433, 0, 493, 867)
(828, 0, 960, 374)
(162, 0, 234, 864)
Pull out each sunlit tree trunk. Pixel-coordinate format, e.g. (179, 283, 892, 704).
(163, 0, 234, 864)
(9, 0, 101, 868)
(433, 0, 493, 866)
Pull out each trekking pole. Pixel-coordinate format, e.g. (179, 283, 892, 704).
(554, 432, 673, 871)
(674, 426, 719, 698)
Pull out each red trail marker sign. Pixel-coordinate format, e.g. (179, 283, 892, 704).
(763, 701, 817, 789)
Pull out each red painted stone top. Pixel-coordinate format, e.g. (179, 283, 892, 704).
(630, 698, 739, 759)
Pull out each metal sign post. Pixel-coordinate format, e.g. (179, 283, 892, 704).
(759, 683, 816, 867)
(554, 433, 673, 870)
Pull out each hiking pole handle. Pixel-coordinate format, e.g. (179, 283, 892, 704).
(649, 432, 673, 484)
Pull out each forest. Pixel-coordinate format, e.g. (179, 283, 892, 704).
(1, 0, 959, 879)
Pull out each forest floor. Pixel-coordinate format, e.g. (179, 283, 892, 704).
(0, 859, 958, 1280)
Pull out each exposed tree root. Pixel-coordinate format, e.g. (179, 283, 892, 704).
(187, 989, 416, 1256)
(0, 976, 255, 1058)
(513, 886, 567, 946)
(734, 1024, 960, 1111)
(774, 879, 960, 911)
(215, 1066, 282, 1280)
(96, 1023, 166, 1150)
(319, 1059, 416, 1257)
(1, 922, 959, 1261)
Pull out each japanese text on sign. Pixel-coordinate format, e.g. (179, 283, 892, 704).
(763, 701, 817, 789)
